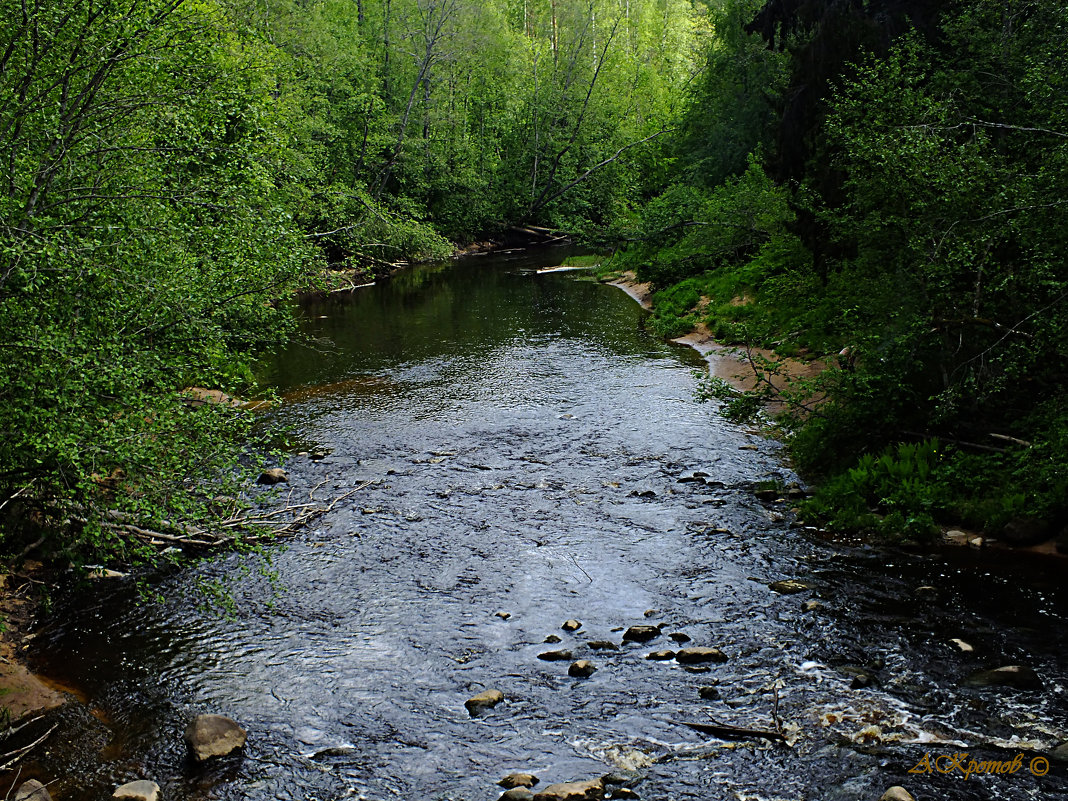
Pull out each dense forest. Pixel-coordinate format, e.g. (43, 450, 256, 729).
(1, 0, 1065, 569)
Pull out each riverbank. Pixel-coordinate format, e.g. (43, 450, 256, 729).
(602, 270, 1068, 559)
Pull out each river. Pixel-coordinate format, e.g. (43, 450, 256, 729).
(20, 249, 1068, 801)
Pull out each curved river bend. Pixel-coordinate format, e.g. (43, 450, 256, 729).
(26, 250, 1068, 801)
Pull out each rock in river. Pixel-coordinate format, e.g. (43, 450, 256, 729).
(675, 647, 728, 664)
(465, 689, 505, 716)
(501, 790, 535, 801)
(568, 660, 597, 678)
(499, 774, 539, 789)
(113, 780, 160, 801)
(768, 579, 809, 594)
(963, 665, 1043, 691)
(538, 650, 574, 662)
(257, 468, 288, 485)
(184, 714, 247, 762)
(646, 650, 676, 661)
(533, 777, 605, 801)
(587, 640, 618, 650)
(622, 625, 661, 643)
(14, 781, 51, 801)
(878, 788, 915, 801)
(562, 619, 582, 632)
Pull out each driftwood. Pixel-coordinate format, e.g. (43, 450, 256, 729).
(671, 717, 786, 743)
(90, 480, 378, 554)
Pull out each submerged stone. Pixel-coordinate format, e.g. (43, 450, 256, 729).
(184, 714, 247, 762)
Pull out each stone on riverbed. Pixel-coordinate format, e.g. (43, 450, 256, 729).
(499, 774, 539, 789)
(587, 640, 618, 650)
(609, 790, 639, 800)
(113, 780, 160, 801)
(768, 579, 809, 594)
(257, 468, 288, 485)
(568, 660, 597, 678)
(562, 619, 582, 632)
(500, 790, 535, 801)
(698, 685, 720, 700)
(646, 650, 675, 661)
(544, 634, 563, 643)
(533, 777, 605, 801)
(14, 781, 51, 801)
(667, 632, 691, 643)
(963, 665, 1043, 691)
(622, 625, 661, 643)
(878, 788, 915, 801)
(465, 689, 505, 716)
(675, 647, 728, 664)
(538, 650, 574, 662)
(184, 714, 247, 762)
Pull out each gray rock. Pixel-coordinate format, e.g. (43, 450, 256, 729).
(878, 788, 915, 801)
(501, 790, 535, 801)
(113, 780, 160, 801)
(257, 468, 287, 485)
(14, 781, 51, 801)
(465, 689, 504, 716)
(538, 649, 574, 662)
(622, 625, 661, 643)
(568, 660, 597, 678)
(499, 773, 539, 789)
(1049, 742, 1068, 762)
(533, 778, 605, 801)
(963, 665, 1043, 691)
(562, 619, 582, 632)
(675, 647, 728, 664)
(646, 650, 676, 661)
(544, 634, 563, 643)
(768, 579, 809, 594)
(587, 640, 618, 650)
(184, 714, 247, 762)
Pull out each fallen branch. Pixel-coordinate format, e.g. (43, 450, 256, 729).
(0, 723, 58, 771)
(671, 717, 786, 743)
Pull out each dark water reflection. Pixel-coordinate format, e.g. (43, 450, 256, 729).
(20, 250, 1068, 801)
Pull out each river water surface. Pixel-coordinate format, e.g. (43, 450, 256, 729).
(22, 250, 1068, 800)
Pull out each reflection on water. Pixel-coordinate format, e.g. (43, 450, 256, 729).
(19, 249, 1068, 801)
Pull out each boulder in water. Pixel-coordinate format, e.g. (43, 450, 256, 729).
(878, 788, 915, 801)
(184, 714, 247, 762)
(14, 781, 51, 801)
(465, 689, 505, 716)
(963, 665, 1043, 691)
(568, 660, 597, 678)
(499, 773, 539, 789)
(538, 649, 573, 662)
(112, 780, 160, 801)
(622, 625, 661, 643)
(533, 778, 605, 801)
(675, 647, 728, 664)
(257, 468, 287, 485)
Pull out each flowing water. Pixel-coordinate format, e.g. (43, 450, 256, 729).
(16, 250, 1068, 800)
